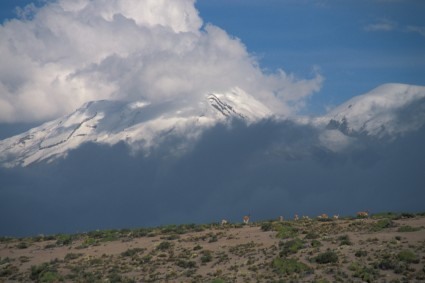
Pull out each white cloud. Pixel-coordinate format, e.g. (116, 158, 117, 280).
(0, 0, 322, 123)
(406, 25, 425, 37)
(364, 19, 396, 32)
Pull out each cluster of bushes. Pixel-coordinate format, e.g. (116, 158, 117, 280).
(30, 262, 62, 283)
(397, 225, 421, 232)
(315, 251, 338, 264)
(276, 223, 299, 239)
(272, 258, 312, 275)
(371, 211, 423, 220)
(371, 218, 396, 232)
(375, 250, 420, 274)
(229, 242, 257, 257)
(121, 248, 145, 258)
(348, 262, 379, 283)
(338, 235, 352, 246)
(279, 238, 305, 257)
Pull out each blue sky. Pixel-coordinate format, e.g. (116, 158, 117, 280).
(195, 0, 425, 112)
(0, 0, 424, 120)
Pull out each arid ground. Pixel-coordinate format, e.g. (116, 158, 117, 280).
(1, 212, 424, 282)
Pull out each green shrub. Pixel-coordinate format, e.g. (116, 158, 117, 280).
(30, 262, 61, 282)
(371, 218, 395, 231)
(201, 250, 212, 263)
(55, 234, 73, 246)
(0, 263, 18, 277)
(272, 258, 311, 275)
(338, 235, 352, 246)
(176, 260, 196, 269)
(397, 250, 420, 264)
(19, 256, 30, 263)
(276, 224, 298, 239)
(121, 248, 145, 257)
(16, 242, 29, 249)
(304, 232, 320, 239)
(397, 225, 421, 232)
(400, 212, 415, 218)
(193, 245, 202, 251)
(311, 239, 322, 248)
(371, 212, 399, 220)
(315, 251, 338, 264)
(39, 271, 61, 283)
(229, 242, 256, 256)
(279, 238, 304, 257)
(317, 217, 333, 222)
(64, 253, 83, 261)
(261, 222, 273, 231)
(0, 237, 13, 243)
(376, 258, 397, 270)
(208, 235, 218, 243)
(354, 250, 368, 257)
(163, 234, 180, 240)
(156, 241, 172, 251)
(75, 237, 98, 249)
(86, 230, 118, 242)
(349, 262, 379, 283)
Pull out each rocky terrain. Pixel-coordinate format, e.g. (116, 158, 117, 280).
(1, 212, 424, 282)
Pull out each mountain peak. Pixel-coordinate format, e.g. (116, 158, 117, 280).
(325, 83, 425, 138)
(0, 89, 272, 167)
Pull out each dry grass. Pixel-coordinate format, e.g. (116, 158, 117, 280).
(1, 213, 425, 282)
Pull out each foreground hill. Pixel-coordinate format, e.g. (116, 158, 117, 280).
(1, 212, 424, 282)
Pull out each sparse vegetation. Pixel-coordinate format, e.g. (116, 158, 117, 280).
(0, 212, 424, 282)
(397, 225, 421, 232)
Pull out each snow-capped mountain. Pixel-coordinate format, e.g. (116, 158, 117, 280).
(0, 88, 272, 167)
(1, 83, 425, 167)
(325, 83, 425, 137)
(314, 83, 425, 152)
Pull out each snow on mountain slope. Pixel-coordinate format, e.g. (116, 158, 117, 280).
(326, 83, 425, 136)
(1, 83, 425, 167)
(318, 83, 425, 151)
(0, 88, 272, 167)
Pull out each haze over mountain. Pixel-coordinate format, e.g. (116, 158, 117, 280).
(1, 83, 425, 236)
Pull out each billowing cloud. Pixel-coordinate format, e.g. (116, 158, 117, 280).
(0, 0, 322, 123)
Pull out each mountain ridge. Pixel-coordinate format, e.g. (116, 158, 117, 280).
(1, 83, 425, 167)
(0, 88, 272, 167)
